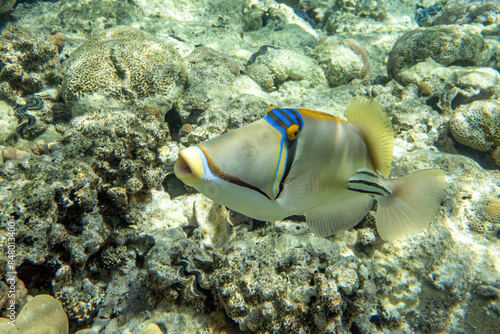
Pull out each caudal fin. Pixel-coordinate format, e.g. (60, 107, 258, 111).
(376, 169, 445, 241)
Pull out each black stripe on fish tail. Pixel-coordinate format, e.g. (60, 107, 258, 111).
(347, 186, 387, 196)
(347, 179, 392, 196)
(355, 168, 378, 178)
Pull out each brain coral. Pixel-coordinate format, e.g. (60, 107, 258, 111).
(449, 99, 500, 165)
(387, 26, 485, 80)
(62, 26, 187, 107)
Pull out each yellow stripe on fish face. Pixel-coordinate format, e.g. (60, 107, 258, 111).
(264, 107, 304, 199)
(295, 108, 347, 123)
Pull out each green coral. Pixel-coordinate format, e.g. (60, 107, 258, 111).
(388, 26, 485, 80)
(62, 26, 187, 105)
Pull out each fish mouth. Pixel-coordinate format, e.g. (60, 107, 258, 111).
(174, 147, 204, 186)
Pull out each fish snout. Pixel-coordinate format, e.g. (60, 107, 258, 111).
(174, 147, 204, 186)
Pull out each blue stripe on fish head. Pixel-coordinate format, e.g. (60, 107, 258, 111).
(264, 108, 304, 199)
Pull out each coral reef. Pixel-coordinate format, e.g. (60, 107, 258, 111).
(176, 46, 241, 122)
(247, 47, 326, 91)
(345, 38, 372, 84)
(0, 0, 16, 14)
(61, 107, 171, 196)
(419, 0, 500, 26)
(61, 26, 187, 116)
(394, 60, 500, 114)
(211, 221, 354, 332)
(0, 28, 63, 100)
(0, 294, 69, 334)
(311, 36, 370, 87)
(0, 0, 499, 333)
(449, 99, 500, 165)
(480, 197, 500, 224)
(387, 26, 485, 81)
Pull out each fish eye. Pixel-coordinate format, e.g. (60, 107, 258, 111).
(287, 124, 300, 140)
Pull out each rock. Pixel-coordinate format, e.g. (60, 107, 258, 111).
(0, 0, 16, 14)
(0, 295, 69, 334)
(248, 47, 327, 91)
(139, 323, 164, 334)
(311, 37, 371, 86)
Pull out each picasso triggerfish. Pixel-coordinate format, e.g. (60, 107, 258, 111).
(174, 97, 445, 240)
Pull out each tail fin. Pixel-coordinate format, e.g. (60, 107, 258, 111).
(376, 169, 445, 240)
(348, 168, 445, 240)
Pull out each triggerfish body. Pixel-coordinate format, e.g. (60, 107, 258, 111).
(174, 97, 445, 241)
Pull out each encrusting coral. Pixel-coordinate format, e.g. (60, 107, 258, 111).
(387, 25, 485, 80)
(418, 0, 500, 26)
(0, 28, 63, 101)
(61, 107, 171, 195)
(449, 99, 500, 165)
(481, 197, 500, 224)
(345, 38, 372, 84)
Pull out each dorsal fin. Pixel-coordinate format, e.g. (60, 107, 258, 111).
(346, 97, 394, 177)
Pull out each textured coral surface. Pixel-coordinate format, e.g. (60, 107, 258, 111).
(62, 27, 187, 107)
(0, 0, 499, 333)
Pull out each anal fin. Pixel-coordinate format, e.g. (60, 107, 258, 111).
(305, 195, 374, 237)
